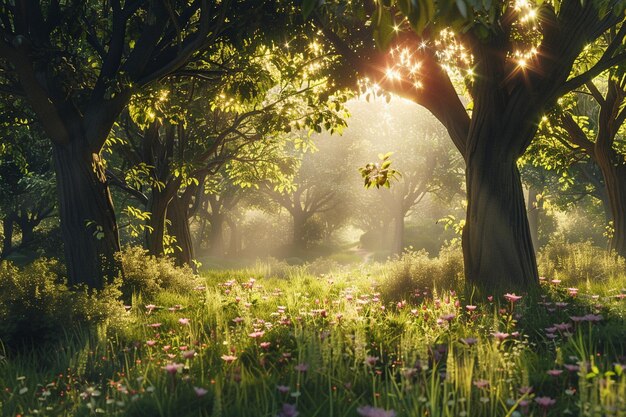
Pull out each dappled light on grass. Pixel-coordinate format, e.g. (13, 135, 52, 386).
(1, 250, 625, 416)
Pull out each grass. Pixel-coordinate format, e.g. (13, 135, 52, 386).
(0, 249, 625, 417)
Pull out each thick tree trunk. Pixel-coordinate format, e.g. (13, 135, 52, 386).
(526, 187, 540, 252)
(53, 141, 122, 288)
(1, 214, 14, 258)
(17, 217, 37, 247)
(598, 162, 626, 257)
(167, 196, 194, 268)
(463, 150, 539, 290)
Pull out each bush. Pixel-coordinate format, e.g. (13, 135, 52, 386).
(0, 258, 125, 348)
(537, 238, 626, 284)
(119, 246, 201, 301)
(379, 244, 464, 301)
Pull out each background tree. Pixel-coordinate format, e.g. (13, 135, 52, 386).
(297, 0, 626, 289)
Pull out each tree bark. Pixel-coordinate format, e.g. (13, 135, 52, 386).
(526, 187, 540, 252)
(1, 214, 15, 258)
(391, 207, 405, 256)
(463, 147, 539, 290)
(167, 196, 195, 268)
(292, 210, 308, 250)
(52, 141, 122, 288)
(226, 217, 240, 256)
(597, 161, 626, 257)
(145, 187, 171, 257)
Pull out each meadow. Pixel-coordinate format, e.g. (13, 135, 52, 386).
(1, 242, 625, 417)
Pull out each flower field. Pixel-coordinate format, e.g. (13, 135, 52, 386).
(1, 255, 625, 417)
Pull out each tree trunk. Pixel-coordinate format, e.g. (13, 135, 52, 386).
(526, 187, 540, 252)
(598, 161, 626, 257)
(52, 141, 122, 288)
(1, 214, 14, 258)
(208, 213, 225, 257)
(226, 217, 240, 256)
(145, 187, 171, 257)
(391, 209, 405, 256)
(292, 211, 308, 250)
(167, 196, 195, 268)
(463, 148, 539, 290)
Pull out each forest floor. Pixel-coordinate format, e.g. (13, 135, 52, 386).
(1, 253, 626, 417)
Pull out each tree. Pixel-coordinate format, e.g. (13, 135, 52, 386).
(299, 0, 626, 289)
(0, 0, 266, 287)
(550, 70, 626, 257)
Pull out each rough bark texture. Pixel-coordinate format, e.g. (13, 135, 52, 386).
(145, 187, 171, 257)
(597, 160, 626, 257)
(464, 151, 539, 289)
(167, 196, 194, 268)
(53, 140, 122, 288)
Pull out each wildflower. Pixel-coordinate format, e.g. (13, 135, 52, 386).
(567, 288, 578, 296)
(260, 342, 271, 349)
(460, 337, 478, 346)
(178, 318, 190, 325)
(465, 305, 477, 311)
(504, 293, 522, 303)
(182, 350, 196, 360)
(145, 304, 157, 312)
(473, 379, 489, 389)
(546, 369, 563, 377)
(364, 356, 379, 366)
(249, 330, 265, 338)
(146, 340, 157, 347)
(356, 405, 396, 417)
(277, 403, 299, 417)
(277, 385, 290, 394)
(551, 279, 561, 284)
(163, 363, 183, 375)
(564, 364, 580, 372)
(535, 396, 556, 408)
(147, 323, 162, 328)
(518, 386, 533, 394)
(193, 386, 208, 397)
(440, 313, 456, 322)
(294, 363, 309, 372)
(221, 355, 237, 363)
(492, 332, 509, 342)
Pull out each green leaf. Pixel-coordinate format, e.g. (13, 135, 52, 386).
(373, 7, 396, 49)
(456, 0, 468, 18)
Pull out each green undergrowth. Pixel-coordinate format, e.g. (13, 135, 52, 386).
(0, 242, 625, 417)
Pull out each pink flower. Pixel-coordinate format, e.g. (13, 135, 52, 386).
(492, 332, 509, 342)
(551, 279, 561, 284)
(277, 385, 290, 394)
(535, 396, 556, 408)
(145, 304, 157, 312)
(356, 405, 396, 417)
(504, 293, 522, 303)
(193, 386, 208, 397)
(178, 318, 190, 325)
(146, 340, 157, 347)
(260, 342, 271, 349)
(232, 317, 244, 324)
(294, 363, 309, 372)
(182, 350, 196, 360)
(440, 313, 456, 322)
(249, 331, 265, 339)
(465, 305, 477, 311)
(221, 355, 237, 363)
(564, 364, 580, 372)
(163, 363, 183, 375)
(460, 337, 478, 346)
(364, 356, 379, 366)
(147, 323, 162, 328)
(546, 369, 563, 377)
(473, 379, 489, 389)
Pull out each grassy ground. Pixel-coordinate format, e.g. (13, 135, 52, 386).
(1, 248, 625, 417)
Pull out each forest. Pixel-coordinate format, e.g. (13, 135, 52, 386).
(0, 0, 625, 416)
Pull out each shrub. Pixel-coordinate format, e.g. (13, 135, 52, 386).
(537, 238, 626, 284)
(379, 245, 464, 301)
(119, 246, 201, 301)
(0, 258, 125, 348)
